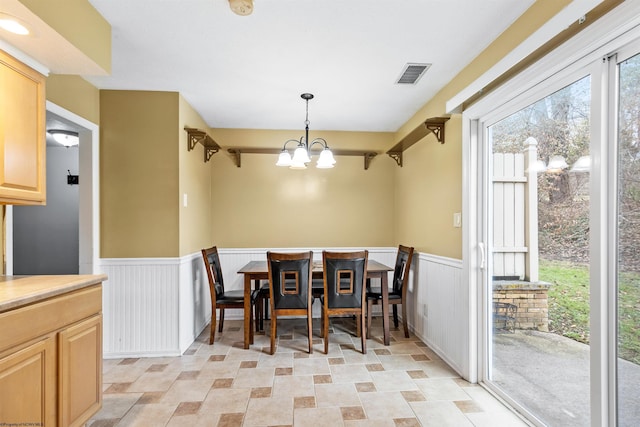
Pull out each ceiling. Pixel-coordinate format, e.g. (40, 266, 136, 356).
(81, 0, 536, 133)
(1, 0, 537, 134)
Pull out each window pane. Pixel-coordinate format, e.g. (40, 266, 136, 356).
(488, 76, 591, 426)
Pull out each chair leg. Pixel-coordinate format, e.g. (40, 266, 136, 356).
(218, 309, 225, 333)
(360, 311, 366, 354)
(323, 312, 329, 354)
(255, 298, 261, 333)
(366, 300, 373, 339)
(209, 309, 217, 345)
(392, 305, 399, 329)
(270, 315, 277, 355)
(401, 303, 409, 338)
(307, 310, 314, 354)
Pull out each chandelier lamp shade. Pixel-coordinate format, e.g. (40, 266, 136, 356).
(276, 93, 336, 169)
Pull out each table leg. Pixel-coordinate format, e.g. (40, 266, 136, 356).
(244, 274, 252, 349)
(381, 272, 390, 346)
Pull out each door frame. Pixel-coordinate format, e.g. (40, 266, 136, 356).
(6, 101, 100, 275)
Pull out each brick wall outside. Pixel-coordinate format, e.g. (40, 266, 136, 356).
(493, 281, 551, 332)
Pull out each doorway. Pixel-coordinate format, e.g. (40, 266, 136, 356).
(6, 101, 99, 275)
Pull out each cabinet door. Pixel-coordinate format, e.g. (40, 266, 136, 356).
(0, 49, 46, 205)
(58, 314, 102, 427)
(0, 336, 56, 425)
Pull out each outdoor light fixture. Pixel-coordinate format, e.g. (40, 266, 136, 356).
(229, 0, 253, 15)
(48, 129, 79, 147)
(276, 93, 336, 169)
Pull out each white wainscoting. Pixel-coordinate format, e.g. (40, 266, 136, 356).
(99, 248, 467, 379)
(408, 253, 468, 379)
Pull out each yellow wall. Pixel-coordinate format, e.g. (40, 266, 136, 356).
(208, 129, 396, 248)
(178, 96, 214, 256)
(46, 75, 100, 124)
(100, 91, 180, 258)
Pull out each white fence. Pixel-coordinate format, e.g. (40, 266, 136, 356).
(492, 138, 539, 281)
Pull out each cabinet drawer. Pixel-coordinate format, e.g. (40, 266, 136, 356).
(0, 285, 102, 353)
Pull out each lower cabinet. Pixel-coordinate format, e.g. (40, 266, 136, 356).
(59, 314, 103, 427)
(0, 284, 103, 426)
(0, 335, 56, 425)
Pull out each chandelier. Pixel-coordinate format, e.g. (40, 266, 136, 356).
(228, 0, 253, 16)
(276, 93, 336, 169)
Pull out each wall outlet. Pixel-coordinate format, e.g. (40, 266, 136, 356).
(183, 193, 188, 207)
(422, 303, 428, 318)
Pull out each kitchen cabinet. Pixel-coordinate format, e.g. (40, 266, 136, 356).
(0, 49, 46, 205)
(0, 275, 105, 426)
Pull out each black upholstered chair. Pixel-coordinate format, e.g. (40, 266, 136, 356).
(321, 250, 368, 354)
(267, 251, 314, 355)
(202, 246, 255, 345)
(367, 245, 414, 338)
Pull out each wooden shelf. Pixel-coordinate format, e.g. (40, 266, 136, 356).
(386, 116, 450, 167)
(185, 127, 220, 162)
(227, 148, 378, 170)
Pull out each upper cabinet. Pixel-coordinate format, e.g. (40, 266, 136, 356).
(0, 49, 46, 205)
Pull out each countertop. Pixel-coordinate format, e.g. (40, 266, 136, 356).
(0, 274, 107, 313)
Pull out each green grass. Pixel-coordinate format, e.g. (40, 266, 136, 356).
(540, 259, 640, 365)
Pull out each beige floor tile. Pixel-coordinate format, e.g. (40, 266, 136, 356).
(359, 391, 415, 419)
(127, 370, 181, 393)
(201, 387, 251, 413)
(117, 402, 177, 426)
(343, 420, 396, 427)
(293, 357, 331, 376)
(257, 351, 294, 368)
(273, 375, 315, 398)
(293, 407, 344, 427)
(92, 393, 143, 420)
(409, 401, 474, 427)
(166, 413, 220, 427)
(419, 360, 460, 378)
(370, 371, 419, 392)
(414, 378, 471, 401)
(243, 396, 294, 426)
(315, 383, 362, 408)
(464, 410, 529, 426)
(377, 355, 424, 372)
(160, 378, 216, 404)
(232, 367, 275, 388)
(329, 363, 373, 383)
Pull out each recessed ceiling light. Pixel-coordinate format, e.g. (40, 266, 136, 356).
(0, 13, 30, 35)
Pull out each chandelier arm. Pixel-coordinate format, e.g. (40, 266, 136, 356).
(309, 139, 329, 150)
(282, 138, 303, 151)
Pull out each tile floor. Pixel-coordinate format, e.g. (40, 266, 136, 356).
(88, 318, 528, 426)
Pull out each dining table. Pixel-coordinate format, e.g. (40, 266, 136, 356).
(237, 258, 394, 349)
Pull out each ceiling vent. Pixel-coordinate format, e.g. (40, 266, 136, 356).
(396, 63, 431, 85)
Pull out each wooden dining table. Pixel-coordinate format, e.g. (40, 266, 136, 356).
(237, 259, 394, 349)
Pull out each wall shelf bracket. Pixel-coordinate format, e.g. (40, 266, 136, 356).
(386, 116, 450, 167)
(185, 127, 220, 163)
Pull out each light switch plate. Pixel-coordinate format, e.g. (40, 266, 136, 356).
(453, 212, 462, 228)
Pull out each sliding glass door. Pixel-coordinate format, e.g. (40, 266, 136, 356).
(471, 27, 640, 427)
(485, 75, 592, 427)
(615, 48, 640, 427)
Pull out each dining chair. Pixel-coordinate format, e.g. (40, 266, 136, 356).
(267, 251, 314, 355)
(367, 245, 414, 339)
(321, 250, 368, 354)
(202, 246, 255, 345)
